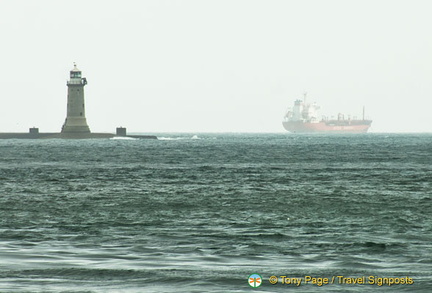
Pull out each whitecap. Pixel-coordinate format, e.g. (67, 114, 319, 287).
(110, 136, 137, 140)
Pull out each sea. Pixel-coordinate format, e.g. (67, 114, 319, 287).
(0, 133, 431, 292)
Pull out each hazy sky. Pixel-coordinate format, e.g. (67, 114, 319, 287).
(1, 0, 431, 133)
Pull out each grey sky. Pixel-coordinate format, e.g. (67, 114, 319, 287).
(1, 0, 431, 133)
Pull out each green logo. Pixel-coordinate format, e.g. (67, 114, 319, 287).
(248, 274, 262, 288)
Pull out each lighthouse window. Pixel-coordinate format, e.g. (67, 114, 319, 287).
(80, 112, 83, 116)
(70, 72, 81, 78)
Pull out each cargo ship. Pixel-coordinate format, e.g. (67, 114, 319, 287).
(282, 94, 372, 133)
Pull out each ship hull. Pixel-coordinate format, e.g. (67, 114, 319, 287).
(283, 120, 372, 133)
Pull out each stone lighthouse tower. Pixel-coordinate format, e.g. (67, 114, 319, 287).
(61, 63, 91, 133)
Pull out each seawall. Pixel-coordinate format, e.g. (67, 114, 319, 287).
(0, 132, 157, 139)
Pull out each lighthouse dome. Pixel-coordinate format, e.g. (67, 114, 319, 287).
(71, 63, 81, 72)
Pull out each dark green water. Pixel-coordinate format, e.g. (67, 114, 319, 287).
(0, 133, 431, 292)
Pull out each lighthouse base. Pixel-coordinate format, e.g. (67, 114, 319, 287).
(61, 117, 91, 133)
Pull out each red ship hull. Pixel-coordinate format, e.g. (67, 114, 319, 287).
(283, 120, 372, 133)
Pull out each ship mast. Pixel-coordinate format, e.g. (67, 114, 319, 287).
(363, 106, 365, 120)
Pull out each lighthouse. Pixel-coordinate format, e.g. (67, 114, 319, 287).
(61, 63, 91, 133)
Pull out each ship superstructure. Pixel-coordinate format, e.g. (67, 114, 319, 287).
(282, 94, 372, 133)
